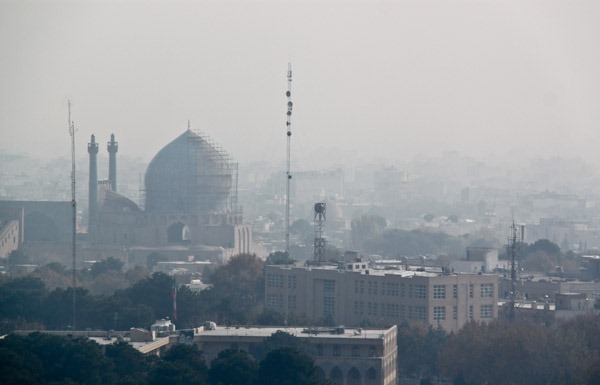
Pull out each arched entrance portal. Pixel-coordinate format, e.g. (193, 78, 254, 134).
(167, 222, 191, 243)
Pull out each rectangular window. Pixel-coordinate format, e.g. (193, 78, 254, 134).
(288, 275, 297, 289)
(381, 282, 386, 296)
(267, 294, 281, 308)
(400, 283, 405, 297)
(433, 306, 446, 320)
(453, 306, 457, 320)
(373, 282, 378, 295)
(480, 304, 493, 319)
(433, 285, 446, 299)
(324, 280, 336, 293)
(480, 283, 493, 298)
(354, 280, 360, 294)
(333, 345, 341, 356)
(453, 284, 458, 298)
(324, 296, 335, 316)
(469, 284, 474, 298)
(287, 295, 296, 309)
(324, 280, 335, 316)
(408, 284, 413, 298)
(415, 306, 426, 320)
(469, 305, 474, 319)
(352, 346, 360, 357)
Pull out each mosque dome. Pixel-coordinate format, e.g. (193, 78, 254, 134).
(144, 130, 232, 213)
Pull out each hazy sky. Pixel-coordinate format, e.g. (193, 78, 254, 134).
(1, 0, 599, 168)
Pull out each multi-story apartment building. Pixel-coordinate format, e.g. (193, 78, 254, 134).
(195, 324, 397, 385)
(265, 262, 499, 332)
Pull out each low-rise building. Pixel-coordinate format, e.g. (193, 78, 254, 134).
(195, 324, 397, 385)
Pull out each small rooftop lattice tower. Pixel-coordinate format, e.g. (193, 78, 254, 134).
(314, 202, 326, 263)
(507, 221, 525, 322)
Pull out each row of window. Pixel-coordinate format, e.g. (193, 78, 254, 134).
(352, 281, 495, 300)
(266, 294, 297, 309)
(316, 344, 378, 358)
(352, 301, 495, 321)
(266, 274, 297, 289)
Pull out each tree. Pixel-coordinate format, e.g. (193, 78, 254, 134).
(423, 213, 435, 222)
(351, 214, 387, 250)
(149, 344, 207, 385)
(120, 272, 175, 322)
(257, 347, 330, 385)
(251, 331, 315, 362)
(90, 257, 124, 279)
(266, 251, 295, 265)
(204, 254, 264, 324)
(146, 252, 165, 271)
(208, 349, 259, 385)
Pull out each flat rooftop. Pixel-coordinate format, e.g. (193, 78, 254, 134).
(197, 326, 391, 340)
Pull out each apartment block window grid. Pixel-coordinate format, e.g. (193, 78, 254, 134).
(480, 304, 493, 318)
(433, 284, 446, 299)
(433, 306, 446, 321)
(453, 284, 458, 298)
(287, 295, 296, 309)
(416, 285, 427, 299)
(287, 275, 297, 289)
(480, 283, 493, 298)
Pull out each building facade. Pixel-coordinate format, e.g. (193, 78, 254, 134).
(195, 325, 397, 385)
(265, 263, 499, 332)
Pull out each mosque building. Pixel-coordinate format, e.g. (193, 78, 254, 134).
(86, 128, 264, 266)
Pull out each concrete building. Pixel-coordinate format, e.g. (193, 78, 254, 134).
(450, 247, 507, 274)
(195, 324, 397, 385)
(265, 263, 498, 332)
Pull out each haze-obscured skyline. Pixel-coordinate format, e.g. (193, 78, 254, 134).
(1, 0, 599, 168)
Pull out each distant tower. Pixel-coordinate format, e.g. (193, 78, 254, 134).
(285, 63, 293, 253)
(507, 221, 524, 322)
(314, 202, 326, 263)
(107, 133, 118, 192)
(88, 135, 99, 236)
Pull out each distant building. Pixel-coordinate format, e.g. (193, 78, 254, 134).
(195, 324, 397, 385)
(265, 264, 498, 332)
(450, 247, 507, 274)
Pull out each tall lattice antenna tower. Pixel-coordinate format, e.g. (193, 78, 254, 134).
(285, 63, 293, 252)
(68, 100, 77, 330)
(507, 221, 524, 322)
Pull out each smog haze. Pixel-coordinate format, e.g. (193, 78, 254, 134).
(1, 0, 599, 168)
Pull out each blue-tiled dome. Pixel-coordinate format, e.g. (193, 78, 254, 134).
(144, 130, 232, 213)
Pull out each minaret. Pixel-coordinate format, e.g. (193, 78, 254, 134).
(88, 135, 99, 236)
(107, 133, 118, 192)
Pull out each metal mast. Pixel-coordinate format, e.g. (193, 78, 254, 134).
(68, 101, 77, 330)
(285, 63, 293, 252)
(507, 221, 522, 322)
